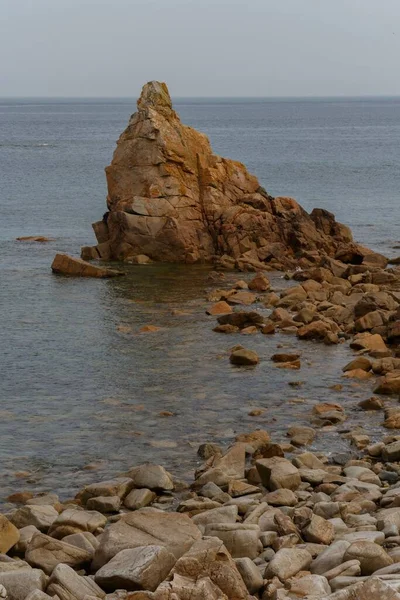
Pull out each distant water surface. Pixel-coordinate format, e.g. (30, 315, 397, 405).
(0, 96, 399, 500)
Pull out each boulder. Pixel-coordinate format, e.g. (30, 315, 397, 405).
(85, 80, 354, 266)
(230, 348, 259, 366)
(265, 547, 312, 580)
(92, 509, 201, 570)
(154, 537, 250, 600)
(374, 372, 400, 395)
(124, 488, 156, 510)
(48, 508, 107, 538)
(77, 477, 134, 503)
(51, 253, 123, 277)
(203, 523, 260, 558)
(127, 464, 174, 491)
(303, 514, 334, 545)
(47, 563, 105, 600)
(10, 505, 58, 532)
(248, 273, 270, 291)
(94, 545, 176, 592)
(0, 515, 20, 553)
(256, 457, 301, 490)
(235, 557, 264, 594)
(0, 569, 47, 600)
(86, 495, 121, 512)
(25, 532, 93, 574)
(343, 541, 393, 575)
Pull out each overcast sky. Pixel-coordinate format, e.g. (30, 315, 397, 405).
(1, 0, 400, 97)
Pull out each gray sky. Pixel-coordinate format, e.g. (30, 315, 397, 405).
(1, 0, 400, 97)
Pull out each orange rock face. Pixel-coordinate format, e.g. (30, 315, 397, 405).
(85, 81, 354, 267)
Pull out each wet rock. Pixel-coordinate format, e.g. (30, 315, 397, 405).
(206, 301, 232, 316)
(271, 353, 300, 363)
(359, 396, 384, 410)
(17, 236, 53, 243)
(95, 545, 176, 592)
(213, 323, 239, 333)
(228, 290, 257, 305)
(374, 372, 400, 395)
(287, 425, 316, 447)
(51, 253, 123, 278)
(248, 272, 270, 292)
(230, 348, 259, 366)
(297, 321, 330, 340)
(342, 356, 372, 372)
(350, 332, 388, 353)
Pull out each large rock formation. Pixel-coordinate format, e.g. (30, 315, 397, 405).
(84, 81, 373, 269)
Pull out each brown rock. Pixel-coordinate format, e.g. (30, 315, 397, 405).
(0, 515, 20, 553)
(271, 353, 300, 363)
(358, 397, 384, 411)
(17, 236, 53, 242)
(51, 253, 123, 278)
(374, 371, 400, 395)
(248, 272, 270, 291)
(86, 81, 355, 266)
(230, 348, 259, 366)
(297, 321, 330, 340)
(206, 301, 232, 316)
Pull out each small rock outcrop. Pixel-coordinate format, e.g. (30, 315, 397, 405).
(84, 81, 372, 269)
(51, 253, 123, 278)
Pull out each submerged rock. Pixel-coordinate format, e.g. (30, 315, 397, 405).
(51, 253, 123, 278)
(85, 80, 358, 267)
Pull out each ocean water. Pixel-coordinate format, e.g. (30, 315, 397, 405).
(0, 97, 399, 500)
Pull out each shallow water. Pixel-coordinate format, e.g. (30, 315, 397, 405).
(0, 97, 399, 500)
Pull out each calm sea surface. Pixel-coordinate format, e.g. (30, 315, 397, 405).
(0, 97, 399, 500)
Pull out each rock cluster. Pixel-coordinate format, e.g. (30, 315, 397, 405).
(209, 259, 400, 397)
(3, 428, 400, 599)
(82, 81, 385, 271)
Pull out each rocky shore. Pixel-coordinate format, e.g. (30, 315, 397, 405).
(2, 414, 400, 599)
(2, 255, 400, 599)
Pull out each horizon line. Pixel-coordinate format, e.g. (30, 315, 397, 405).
(1, 93, 400, 101)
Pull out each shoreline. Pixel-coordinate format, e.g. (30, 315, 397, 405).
(0, 260, 399, 598)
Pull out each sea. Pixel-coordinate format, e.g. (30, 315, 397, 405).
(0, 96, 399, 501)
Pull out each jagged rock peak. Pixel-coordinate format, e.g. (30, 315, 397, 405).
(82, 80, 383, 270)
(137, 80, 173, 116)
